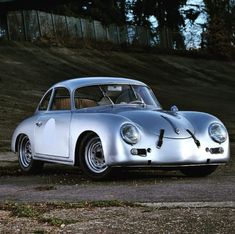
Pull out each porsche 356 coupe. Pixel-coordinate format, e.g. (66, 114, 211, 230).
(11, 77, 229, 179)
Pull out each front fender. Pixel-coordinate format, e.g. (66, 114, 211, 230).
(70, 113, 133, 164)
(180, 111, 228, 136)
(180, 111, 229, 158)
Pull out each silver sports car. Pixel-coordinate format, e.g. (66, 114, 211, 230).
(11, 77, 230, 179)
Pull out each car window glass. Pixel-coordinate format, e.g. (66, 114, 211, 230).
(133, 86, 161, 107)
(74, 85, 161, 108)
(38, 90, 52, 111)
(102, 85, 134, 104)
(50, 88, 71, 111)
(74, 86, 103, 109)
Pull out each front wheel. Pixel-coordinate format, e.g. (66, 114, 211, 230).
(79, 133, 112, 180)
(180, 165, 218, 177)
(18, 135, 44, 174)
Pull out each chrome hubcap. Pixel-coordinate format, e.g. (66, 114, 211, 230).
(19, 136, 32, 168)
(85, 137, 108, 173)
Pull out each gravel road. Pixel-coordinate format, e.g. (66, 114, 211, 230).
(0, 174, 234, 203)
(0, 150, 234, 203)
(0, 147, 234, 233)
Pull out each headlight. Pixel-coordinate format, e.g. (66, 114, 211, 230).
(120, 124, 140, 145)
(209, 123, 227, 143)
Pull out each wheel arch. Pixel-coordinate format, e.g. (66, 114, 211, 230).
(15, 133, 27, 152)
(74, 130, 98, 166)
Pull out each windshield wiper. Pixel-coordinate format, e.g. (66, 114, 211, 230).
(99, 86, 114, 106)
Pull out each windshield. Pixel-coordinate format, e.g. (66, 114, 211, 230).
(74, 84, 161, 109)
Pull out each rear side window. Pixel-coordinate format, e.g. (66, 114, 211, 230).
(74, 86, 102, 109)
(38, 90, 52, 111)
(50, 88, 71, 111)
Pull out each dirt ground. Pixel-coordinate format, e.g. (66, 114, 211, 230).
(0, 204, 234, 233)
(0, 42, 235, 233)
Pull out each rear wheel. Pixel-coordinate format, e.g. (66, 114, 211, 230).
(79, 133, 111, 180)
(180, 165, 218, 177)
(18, 135, 44, 174)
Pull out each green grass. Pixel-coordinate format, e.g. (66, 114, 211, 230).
(11, 204, 40, 218)
(0, 200, 139, 226)
(40, 217, 77, 227)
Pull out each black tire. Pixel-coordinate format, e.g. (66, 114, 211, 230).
(18, 135, 44, 174)
(79, 133, 112, 180)
(180, 165, 218, 177)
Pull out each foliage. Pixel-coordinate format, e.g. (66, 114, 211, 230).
(231, 1, 235, 46)
(10, 204, 40, 218)
(184, 8, 201, 23)
(2, 0, 234, 57)
(129, 0, 187, 49)
(51, 0, 235, 54)
(54, 0, 127, 25)
(204, 0, 234, 58)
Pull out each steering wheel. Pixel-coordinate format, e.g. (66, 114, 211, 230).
(129, 100, 144, 104)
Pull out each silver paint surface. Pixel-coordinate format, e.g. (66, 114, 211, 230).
(11, 77, 230, 167)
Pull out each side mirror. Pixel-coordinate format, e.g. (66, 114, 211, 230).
(170, 105, 179, 112)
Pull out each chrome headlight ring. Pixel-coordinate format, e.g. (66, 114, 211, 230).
(209, 123, 227, 143)
(120, 123, 140, 145)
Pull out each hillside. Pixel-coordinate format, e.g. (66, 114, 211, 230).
(0, 42, 235, 151)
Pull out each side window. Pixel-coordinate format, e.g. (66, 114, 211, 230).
(74, 86, 102, 109)
(38, 90, 52, 111)
(50, 88, 71, 111)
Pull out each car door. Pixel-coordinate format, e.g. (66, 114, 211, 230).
(34, 87, 71, 159)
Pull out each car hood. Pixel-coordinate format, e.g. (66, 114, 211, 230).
(77, 105, 195, 139)
(117, 108, 195, 139)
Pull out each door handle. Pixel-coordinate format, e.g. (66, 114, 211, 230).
(36, 121, 42, 127)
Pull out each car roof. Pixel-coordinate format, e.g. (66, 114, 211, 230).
(52, 77, 146, 91)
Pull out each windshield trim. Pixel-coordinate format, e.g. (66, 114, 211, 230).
(73, 84, 161, 110)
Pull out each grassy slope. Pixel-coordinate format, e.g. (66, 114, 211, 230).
(0, 42, 235, 151)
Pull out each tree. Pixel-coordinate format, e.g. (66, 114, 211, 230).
(54, 0, 127, 25)
(155, 0, 186, 49)
(130, 0, 187, 49)
(130, 0, 155, 27)
(230, 0, 235, 46)
(204, 0, 234, 57)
